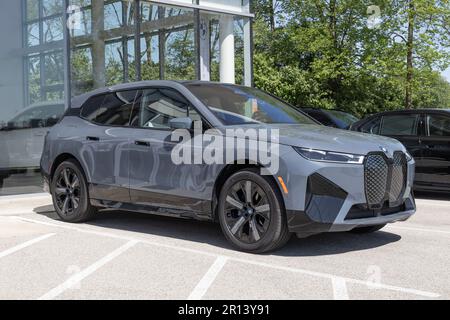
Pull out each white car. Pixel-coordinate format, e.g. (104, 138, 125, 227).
(0, 102, 65, 187)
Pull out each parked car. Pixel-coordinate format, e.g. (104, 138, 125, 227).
(351, 109, 450, 192)
(301, 108, 360, 129)
(0, 102, 65, 188)
(41, 81, 416, 253)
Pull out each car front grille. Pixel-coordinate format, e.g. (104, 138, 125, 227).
(364, 152, 407, 209)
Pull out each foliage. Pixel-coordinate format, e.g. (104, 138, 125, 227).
(253, 0, 450, 116)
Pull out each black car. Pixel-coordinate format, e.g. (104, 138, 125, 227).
(351, 109, 450, 192)
(302, 108, 360, 129)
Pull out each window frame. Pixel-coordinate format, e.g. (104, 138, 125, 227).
(80, 86, 209, 131)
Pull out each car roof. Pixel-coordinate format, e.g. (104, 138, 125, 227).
(366, 109, 450, 117)
(352, 108, 450, 129)
(302, 108, 356, 114)
(70, 80, 238, 109)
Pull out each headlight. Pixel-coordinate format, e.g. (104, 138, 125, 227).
(294, 147, 365, 164)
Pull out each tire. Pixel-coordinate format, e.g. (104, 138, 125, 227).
(0, 176, 4, 189)
(51, 159, 97, 223)
(218, 168, 291, 253)
(350, 224, 386, 234)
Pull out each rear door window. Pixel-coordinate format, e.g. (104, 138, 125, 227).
(427, 114, 450, 137)
(380, 114, 419, 136)
(81, 90, 138, 126)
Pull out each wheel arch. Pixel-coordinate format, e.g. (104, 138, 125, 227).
(211, 162, 286, 222)
(50, 153, 87, 182)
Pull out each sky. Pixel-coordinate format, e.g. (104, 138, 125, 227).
(443, 68, 450, 82)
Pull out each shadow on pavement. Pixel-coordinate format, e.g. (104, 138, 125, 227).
(33, 205, 401, 257)
(415, 191, 449, 201)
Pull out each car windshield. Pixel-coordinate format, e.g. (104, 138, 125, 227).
(185, 83, 317, 126)
(327, 110, 359, 126)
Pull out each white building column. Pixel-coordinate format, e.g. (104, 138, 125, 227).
(243, 0, 253, 87)
(219, 15, 235, 84)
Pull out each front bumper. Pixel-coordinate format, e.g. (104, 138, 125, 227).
(277, 147, 416, 237)
(287, 195, 415, 237)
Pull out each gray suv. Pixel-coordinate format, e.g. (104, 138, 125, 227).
(41, 81, 416, 253)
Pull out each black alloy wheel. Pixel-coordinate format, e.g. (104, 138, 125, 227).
(51, 159, 97, 223)
(54, 167, 81, 216)
(218, 169, 291, 253)
(224, 180, 271, 244)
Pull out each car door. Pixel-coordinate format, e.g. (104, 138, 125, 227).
(419, 112, 450, 188)
(128, 86, 211, 215)
(79, 90, 139, 203)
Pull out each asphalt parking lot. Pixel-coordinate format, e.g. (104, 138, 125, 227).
(0, 193, 449, 300)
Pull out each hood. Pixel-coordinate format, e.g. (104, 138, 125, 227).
(219, 124, 406, 156)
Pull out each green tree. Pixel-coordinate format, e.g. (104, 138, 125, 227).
(252, 0, 450, 115)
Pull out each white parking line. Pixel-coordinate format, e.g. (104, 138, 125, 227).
(39, 240, 138, 300)
(0, 233, 56, 259)
(188, 256, 228, 300)
(15, 217, 137, 241)
(0, 193, 50, 202)
(387, 225, 450, 235)
(332, 277, 349, 300)
(15, 216, 440, 299)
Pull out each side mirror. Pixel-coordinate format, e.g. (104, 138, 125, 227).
(169, 117, 193, 130)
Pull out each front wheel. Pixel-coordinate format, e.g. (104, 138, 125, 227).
(51, 159, 97, 223)
(218, 169, 291, 253)
(350, 224, 386, 234)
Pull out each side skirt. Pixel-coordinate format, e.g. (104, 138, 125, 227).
(90, 198, 213, 222)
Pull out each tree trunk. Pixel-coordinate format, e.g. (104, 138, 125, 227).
(269, 0, 275, 32)
(329, 0, 337, 48)
(405, 0, 415, 109)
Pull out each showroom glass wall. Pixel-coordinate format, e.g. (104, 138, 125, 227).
(0, 0, 253, 196)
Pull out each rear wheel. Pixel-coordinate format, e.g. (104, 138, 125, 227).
(218, 169, 291, 253)
(51, 159, 96, 223)
(350, 224, 386, 234)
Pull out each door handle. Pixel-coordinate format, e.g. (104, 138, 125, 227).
(135, 140, 151, 147)
(86, 136, 100, 141)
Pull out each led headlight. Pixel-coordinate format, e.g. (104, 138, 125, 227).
(294, 147, 365, 164)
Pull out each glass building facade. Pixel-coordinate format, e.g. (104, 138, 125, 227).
(0, 0, 253, 196)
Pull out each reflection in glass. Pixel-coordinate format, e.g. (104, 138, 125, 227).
(27, 55, 41, 105)
(44, 52, 64, 85)
(165, 28, 195, 80)
(27, 0, 40, 21)
(27, 23, 40, 47)
(71, 47, 94, 96)
(43, 0, 64, 16)
(43, 16, 64, 42)
(141, 35, 159, 80)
